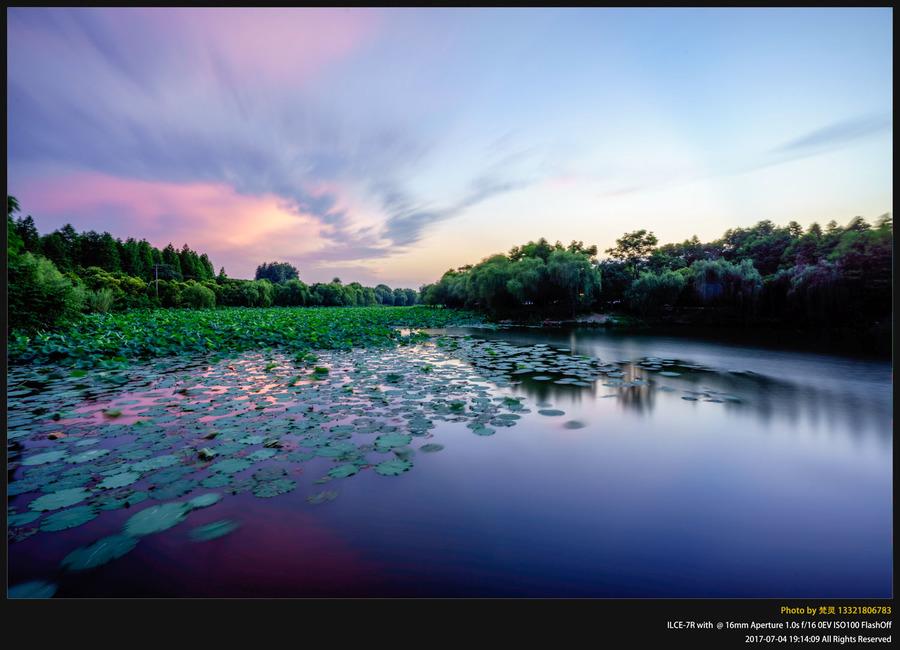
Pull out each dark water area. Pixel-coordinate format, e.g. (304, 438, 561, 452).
(6, 327, 892, 598)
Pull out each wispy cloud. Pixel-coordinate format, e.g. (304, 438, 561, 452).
(597, 113, 893, 199)
(772, 114, 892, 159)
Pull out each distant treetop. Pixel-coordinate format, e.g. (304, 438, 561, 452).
(255, 261, 300, 284)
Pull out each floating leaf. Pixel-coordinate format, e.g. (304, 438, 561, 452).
(98, 471, 140, 490)
(210, 458, 251, 474)
(469, 423, 496, 436)
(8, 581, 57, 598)
(328, 464, 360, 479)
(124, 502, 190, 536)
(21, 450, 68, 466)
(374, 432, 412, 452)
(252, 478, 296, 498)
(190, 520, 240, 542)
(374, 458, 412, 476)
(9, 511, 41, 527)
(419, 443, 444, 453)
(67, 448, 110, 464)
(40, 505, 98, 532)
(130, 455, 179, 472)
(62, 535, 139, 571)
(307, 490, 338, 505)
(188, 493, 222, 509)
(29, 488, 90, 512)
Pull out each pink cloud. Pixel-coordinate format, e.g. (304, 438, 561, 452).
(136, 8, 381, 87)
(18, 172, 331, 279)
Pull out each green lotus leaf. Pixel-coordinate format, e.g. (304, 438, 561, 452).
(374, 432, 412, 452)
(98, 471, 141, 490)
(374, 458, 412, 476)
(40, 505, 98, 532)
(190, 519, 240, 542)
(21, 450, 68, 466)
(124, 502, 191, 536)
(129, 455, 180, 472)
(306, 490, 338, 505)
(328, 463, 359, 479)
(252, 478, 296, 498)
(62, 534, 139, 571)
(187, 493, 222, 510)
(67, 448, 110, 464)
(210, 458, 251, 474)
(8, 581, 57, 598)
(30, 488, 90, 512)
(8, 511, 41, 527)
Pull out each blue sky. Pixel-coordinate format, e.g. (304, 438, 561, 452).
(7, 8, 893, 284)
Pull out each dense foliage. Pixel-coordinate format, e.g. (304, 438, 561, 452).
(8, 306, 486, 365)
(255, 261, 299, 284)
(599, 216, 892, 335)
(421, 239, 602, 317)
(7, 196, 421, 333)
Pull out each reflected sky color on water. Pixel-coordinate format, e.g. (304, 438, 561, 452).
(8, 329, 892, 597)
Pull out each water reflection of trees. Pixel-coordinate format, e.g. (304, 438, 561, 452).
(473, 358, 891, 444)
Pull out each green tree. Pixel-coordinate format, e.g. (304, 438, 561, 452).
(255, 261, 300, 284)
(8, 252, 85, 332)
(626, 270, 686, 316)
(605, 230, 658, 278)
(161, 244, 183, 279)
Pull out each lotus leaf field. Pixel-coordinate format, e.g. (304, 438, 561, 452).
(7, 306, 487, 366)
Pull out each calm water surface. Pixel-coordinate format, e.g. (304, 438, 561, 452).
(7, 328, 892, 597)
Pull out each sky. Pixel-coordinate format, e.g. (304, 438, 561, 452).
(7, 8, 893, 286)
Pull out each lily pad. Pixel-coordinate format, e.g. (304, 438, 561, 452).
(252, 478, 296, 498)
(190, 520, 240, 542)
(469, 423, 496, 436)
(374, 432, 413, 452)
(98, 471, 141, 490)
(8, 581, 57, 598)
(210, 458, 252, 474)
(374, 458, 412, 476)
(130, 455, 180, 472)
(67, 448, 110, 464)
(124, 502, 191, 536)
(187, 493, 222, 509)
(30, 488, 90, 512)
(40, 505, 98, 532)
(61, 534, 139, 571)
(538, 409, 566, 416)
(307, 490, 338, 505)
(8, 511, 41, 527)
(328, 464, 360, 479)
(21, 450, 68, 466)
(419, 443, 444, 453)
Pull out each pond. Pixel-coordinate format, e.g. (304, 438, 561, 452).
(6, 327, 892, 597)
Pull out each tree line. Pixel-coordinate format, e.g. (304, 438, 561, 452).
(7, 196, 419, 332)
(420, 215, 891, 346)
(7, 194, 891, 347)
